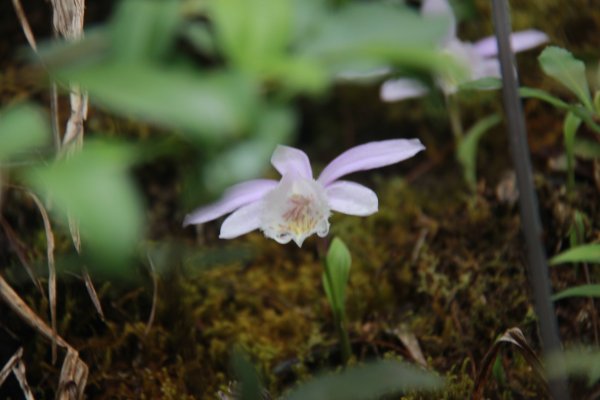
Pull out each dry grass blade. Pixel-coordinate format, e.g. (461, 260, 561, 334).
(11, 0, 38, 51)
(0, 347, 23, 385)
(0, 217, 44, 294)
(0, 273, 70, 350)
(144, 253, 159, 336)
(27, 191, 58, 364)
(82, 265, 104, 320)
(472, 327, 548, 400)
(12, 356, 35, 400)
(393, 324, 428, 368)
(57, 348, 88, 400)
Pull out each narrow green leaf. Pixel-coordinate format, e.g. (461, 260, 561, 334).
(550, 244, 600, 265)
(322, 237, 351, 315)
(538, 46, 593, 111)
(285, 359, 443, 400)
(458, 77, 502, 91)
(456, 114, 501, 190)
(552, 284, 600, 301)
(563, 111, 582, 192)
(26, 140, 144, 273)
(546, 349, 600, 386)
(519, 87, 571, 109)
(0, 104, 49, 161)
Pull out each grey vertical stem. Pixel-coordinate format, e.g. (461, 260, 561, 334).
(490, 0, 570, 399)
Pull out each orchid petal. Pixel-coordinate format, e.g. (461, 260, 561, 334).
(380, 79, 429, 102)
(183, 179, 277, 226)
(219, 200, 264, 239)
(421, 0, 456, 44)
(473, 58, 501, 80)
(317, 139, 425, 186)
(474, 29, 548, 58)
(326, 181, 378, 216)
(271, 145, 313, 178)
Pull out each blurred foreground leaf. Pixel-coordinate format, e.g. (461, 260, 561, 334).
(26, 140, 143, 273)
(232, 349, 263, 400)
(0, 104, 49, 162)
(538, 46, 593, 112)
(58, 63, 257, 141)
(284, 360, 443, 400)
(202, 106, 295, 194)
(111, 0, 180, 63)
(552, 284, 600, 301)
(546, 349, 600, 386)
(550, 244, 600, 265)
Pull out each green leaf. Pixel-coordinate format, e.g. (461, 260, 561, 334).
(538, 46, 593, 112)
(25, 140, 144, 273)
(458, 77, 502, 91)
(59, 63, 258, 141)
(550, 244, 600, 265)
(300, 3, 454, 77)
(563, 111, 582, 192)
(552, 284, 600, 301)
(231, 349, 263, 400)
(456, 114, 502, 190)
(322, 237, 352, 316)
(111, 0, 180, 63)
(573, 138, 600, 160)
(284, 359, 443, 400)
(546, 349, 600, 386)
(0, 103, 49, 162)
(202, 106, 295, 194)
(210, 0, 292, 71)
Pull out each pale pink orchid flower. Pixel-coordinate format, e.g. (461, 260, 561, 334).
(381, 0, 548, 101)
(184, 139, 425, 247)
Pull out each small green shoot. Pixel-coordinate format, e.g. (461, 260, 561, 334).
(456, 114, 501, 191)
(322, 237, 352, 362)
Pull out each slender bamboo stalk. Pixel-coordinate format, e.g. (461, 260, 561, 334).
(490, 1, 570, 399)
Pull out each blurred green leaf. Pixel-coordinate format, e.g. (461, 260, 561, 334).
(59, 63, 257, 141)
(26, 140, 143, 272)
(457, 114, 501, 190)
(573, 138, 600, 160)
(210, 0, 292, 71)
(111, 0, 180, 63)
(322, 237, 351, 315)
(550, 244, 600, 265)
(232, 349, 263, 400)
(0, 104, 49, 162)
(285, 359, 443, 400)
(563, 111, 582, 192)
(538, 46, 593, 112)
(182, 21, 216, 56)
(202, 106, 295, 194)
(546, 349, 600, 386)
(458, 77, 502, 91)
(300, 3, 453, 76)
(552, 284, 600, 301)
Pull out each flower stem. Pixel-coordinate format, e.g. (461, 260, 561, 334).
(445, 94, 464, 142)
